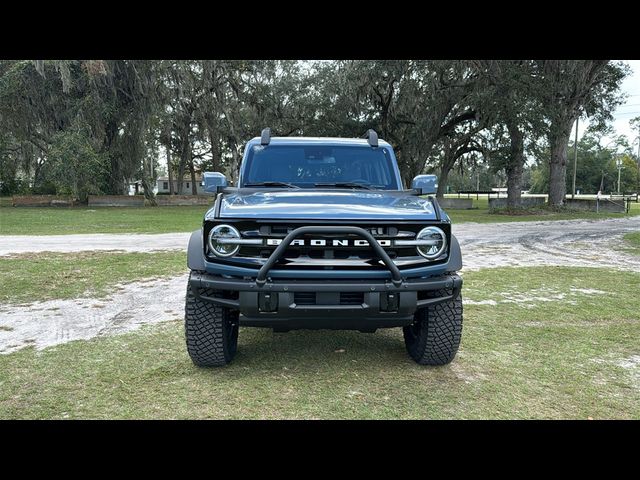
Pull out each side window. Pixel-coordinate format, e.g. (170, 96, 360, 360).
(163, 181, 168, 190)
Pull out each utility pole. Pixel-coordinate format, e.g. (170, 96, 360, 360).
(637, 135, 640, 195)
(572, 118, 578, 199)
(616, 156, 623, 195)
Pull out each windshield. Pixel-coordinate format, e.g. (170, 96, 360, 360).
(241, 144, 400, 189)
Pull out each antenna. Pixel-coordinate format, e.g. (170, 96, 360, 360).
(260, 127, 271, 146)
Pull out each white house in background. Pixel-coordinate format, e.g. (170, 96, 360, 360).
(156, 176, 206, 195)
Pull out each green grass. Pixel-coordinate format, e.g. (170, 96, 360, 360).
(0, 251, 187, 303)
(0, 206, 208, 235)
(1, 266, 638, 419)
(446, 197, 640, 224)
(623, 231, 640, 256)
(0, 200, 638, 235)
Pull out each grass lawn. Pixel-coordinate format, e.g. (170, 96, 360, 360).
(1, 201, 638, 235)
(1, 265, 638, 419)
(623, 231, 640, 256)
(446, 197, 640, 224)
(0, 206, 208, 235)
(0, 251, 187, 304)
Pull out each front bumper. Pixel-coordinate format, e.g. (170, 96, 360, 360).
(189, 272, 462, 330)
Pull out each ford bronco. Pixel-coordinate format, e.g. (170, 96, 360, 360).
(185, 129, 463, 366)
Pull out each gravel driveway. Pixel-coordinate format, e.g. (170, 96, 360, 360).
(0, 232, 190, 256)
(1, 216, 638, 353)
(455, 215, 640, 271)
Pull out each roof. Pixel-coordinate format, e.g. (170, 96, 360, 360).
(247, 136, 392, 147)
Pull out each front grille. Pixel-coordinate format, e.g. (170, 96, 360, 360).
(294, 292, 316, 305)
(293, 292, 365, 305)
(205, 221, 449, 271)
(340, 292, 364, 305)
(237, 224, 424, 269)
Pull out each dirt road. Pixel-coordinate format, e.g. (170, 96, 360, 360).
(0, 232, 191, 256)
(455, 216, 640, 271)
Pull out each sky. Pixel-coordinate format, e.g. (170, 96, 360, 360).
(577, 60, 640, 150)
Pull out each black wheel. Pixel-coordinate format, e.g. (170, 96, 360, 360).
(185, 274, 239, 367)
(403, 289, 463, 366)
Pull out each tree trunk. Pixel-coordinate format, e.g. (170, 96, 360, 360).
(208, 126, 221, 172)
(104, 121, 126, 195)
(189, 156, 198, 195)
(229, 146, 241, 185)
(176, 136, 188, 195)
(436, 154, 457, 199)
(141, 178, 157, 205)
(109, 157, 126, 195)
(141, 157, 157, 205)
(436, 164, 451, 199)
(548, 124, 573, 206)
(506, 121, 524, 208)
(167, 144, 175, 195)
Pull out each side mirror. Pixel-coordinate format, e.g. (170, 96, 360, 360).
(411, 174, 438, 195)
(202, 172, 228, 194)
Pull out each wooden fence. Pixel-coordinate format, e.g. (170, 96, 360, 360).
(10, 195, 78, 207)
(87, 195, 145, 207)
(4, 194, 214, 207)
(154, 195, 212, 206)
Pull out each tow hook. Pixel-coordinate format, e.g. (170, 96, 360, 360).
(380, 292, 399, 312)
(258, 292, 278, 312)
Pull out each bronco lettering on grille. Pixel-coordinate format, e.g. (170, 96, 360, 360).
(265, 238, 392, 247)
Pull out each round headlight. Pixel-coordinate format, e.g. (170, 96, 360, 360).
(208, 224, 241, 257)
(416, 226, 447, 259)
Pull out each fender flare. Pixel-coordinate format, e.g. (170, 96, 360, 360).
(187, 229, 206, 271)
(446, 234, 463, 272)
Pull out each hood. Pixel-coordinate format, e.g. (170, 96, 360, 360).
(212, 189, 438, 220)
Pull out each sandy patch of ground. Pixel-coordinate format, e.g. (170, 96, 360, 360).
(591, 354, 640, 390)
(0, 275, 188, 354)
(0, 232, 191, 256)
(464, 285, 609, 308)
(455, 216, 640, 272)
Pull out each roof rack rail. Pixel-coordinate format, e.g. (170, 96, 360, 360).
(260, 127, 271, 146)
(362, 129, 378, 148)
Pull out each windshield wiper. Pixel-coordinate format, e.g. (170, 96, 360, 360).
(244, 181, 300, 189)
(314, 182, 374, 190)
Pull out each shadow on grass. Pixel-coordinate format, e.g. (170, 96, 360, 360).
(144, 324, 459, 386)
(238, 327, 409, 364)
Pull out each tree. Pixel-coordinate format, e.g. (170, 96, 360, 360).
(331, 60, 489, 191)
(473, 60, 547, 207)
(534, 61, 628, 205)
(46, 123, 107, 202)
(530, 132, 636, 195)
(0, 59, 632, 205)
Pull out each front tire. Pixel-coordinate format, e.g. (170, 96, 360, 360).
(403, 289, 463, 365)
(185, 276, 239, 367)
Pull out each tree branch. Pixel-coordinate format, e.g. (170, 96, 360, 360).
(439, 110, 477, 136)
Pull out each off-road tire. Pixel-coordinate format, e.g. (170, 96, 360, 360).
(185, 276, 239, 367)
(403, 289, 463, 366)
